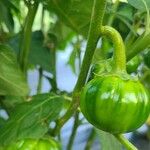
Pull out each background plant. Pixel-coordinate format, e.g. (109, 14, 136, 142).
(0, 0, 150, 150)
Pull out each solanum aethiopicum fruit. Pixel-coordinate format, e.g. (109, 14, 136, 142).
(80, 74, 150, 134)
(81, 25, 150, 134)
(5, 138, 61, 150)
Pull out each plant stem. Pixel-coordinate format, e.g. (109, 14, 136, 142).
(101, 26, 126, 72)
(66, 38, 81, 150)
(73, 0, 106, 91)
(115, 134, 138, 150)
(85, 128, 96, 150)
(67, 112, 79, 150)
(50, 42, 57, 92)
(77, 36, 82, 71)
(52, 0, 107, 136)
(107, 0, 120, 26)
(100, 0, 120, 60)
(125, 32, 137, 50)
(142, 0, 150, 35)
(126, 32, 150, 61)
(19, 2, 38, 73)
(37, 67, 43, 94)
(125, 14, 141, 50)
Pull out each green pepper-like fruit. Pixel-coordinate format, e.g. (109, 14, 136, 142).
(5, 138, 61, 150)
(80, 74, 150, 134)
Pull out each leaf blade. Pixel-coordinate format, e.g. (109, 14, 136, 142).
(0, 93, 63, 146)
(96, 129, 122, 150)
(0, 44, 29, 96)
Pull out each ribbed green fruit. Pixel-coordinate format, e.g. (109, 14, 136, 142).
(80, 75, 150, 134)
(5, 138, 61, 150)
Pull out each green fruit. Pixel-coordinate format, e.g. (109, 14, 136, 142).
(126, 56, 141, 73)
(80, 74, 150, 134)
(5, 138, 61, 150)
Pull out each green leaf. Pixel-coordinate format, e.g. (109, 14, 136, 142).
(0, 93, 63, 146)
(68, 48, 78, 74)
(0, 117, 6, 129)
(0, 44, 29, 96)
(50, 21, 75, 50)
(46, 0, 93, 36)
(117, 3, 134, 21)
(116, 15, 136, 35)
(8, 31, 54, 72)
(29, 31, 53, 72)
(0, 2, 13, 32)
(3, 96, 25, 110)
(0, 0, 19, 32)
(96, 129, 122, 150)
(128, 0, 150, 11)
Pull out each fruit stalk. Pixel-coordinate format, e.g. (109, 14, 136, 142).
(115, 134, 138, 150)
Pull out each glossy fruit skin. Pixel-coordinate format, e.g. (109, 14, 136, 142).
(80, 75, 150, 134)
(5, 138, 61, 150)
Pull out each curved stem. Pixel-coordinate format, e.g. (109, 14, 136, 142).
(51, 0, 107, 136)
(19, 2, 38, 74)
(115, 134, 138, 150)
(100, 0, 120, 60)
(101, 26, 126, 72)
